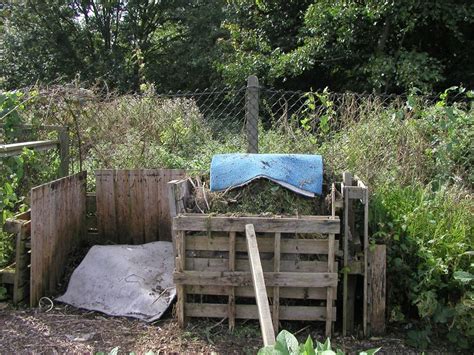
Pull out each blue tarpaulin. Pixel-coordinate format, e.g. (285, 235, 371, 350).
(210, 153, 323, 197)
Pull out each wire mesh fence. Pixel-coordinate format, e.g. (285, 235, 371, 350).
(2, 76, 470, 182)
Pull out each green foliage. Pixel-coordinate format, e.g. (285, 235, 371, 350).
(371, 184, 473, 349)
(2, 1, 473, 92)
(258, 330, 380, 355)
(0, 90, 60, 267)
(1, 1, 225, 92)
(219, 0, 474, 92)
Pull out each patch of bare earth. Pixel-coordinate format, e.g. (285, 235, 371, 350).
(0, 303, 444, 354)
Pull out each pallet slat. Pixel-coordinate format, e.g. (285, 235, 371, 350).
(186, 285, 337, 300)
(174, 214, 340, 234)
(185, 303, 336, 321)
(185, 235, 339, 254)
(174, 271, 337, 288)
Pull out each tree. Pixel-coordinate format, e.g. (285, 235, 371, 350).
(0, 0, 224, 92)
(218, 0, 474, 93)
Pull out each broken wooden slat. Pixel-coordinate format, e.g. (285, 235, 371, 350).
(245, 224, 275, 346)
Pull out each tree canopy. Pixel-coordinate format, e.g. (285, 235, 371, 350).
(1, 0, 473, 93)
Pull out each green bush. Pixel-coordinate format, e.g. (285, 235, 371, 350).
(371, 184, 473, 348)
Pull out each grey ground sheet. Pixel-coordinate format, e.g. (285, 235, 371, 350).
(57, 241, 176, 322)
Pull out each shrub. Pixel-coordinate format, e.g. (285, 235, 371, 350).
(371, 184, 473, 349)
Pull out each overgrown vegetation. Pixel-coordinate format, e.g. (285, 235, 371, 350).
(0, 85, 472, 349)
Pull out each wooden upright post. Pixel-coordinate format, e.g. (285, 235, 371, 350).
(58, 126, 69, 177)
(246, 75, 259, 153)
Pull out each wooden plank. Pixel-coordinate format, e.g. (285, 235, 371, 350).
(13, 221, 29, 303)
(174, 271, 338, 288)
(144, 171, 159, 243)
(185, 257, 337, 273)
(369, 245, 386, 336)
(246, 224, 275, 346)
(346, 186, 366, 200)
(228, 231, 236, 330)
(160, 170, 187, 241)
(30, 172, 86, 306)
(326, 233, 335, 336)
(96, 170, 117, 242)
(186, 285, 337, 300)
(0, 140, 59, 157)
(115, 170, 130, 244)
(185, 235, 338, 254)
(58, 127, 69, 177)
(129, 170, 145, 244)
(86, 193, 96, 214)
(342, 172, 351, 336)
(174, 214, 340, 234)
(0, 266, 15, 284)
(363, 188, 369, 336)
(176, 231, 186, 327)
(185, 303, 336, 321)
(273, 232, 281, 332)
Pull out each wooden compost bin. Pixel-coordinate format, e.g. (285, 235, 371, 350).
(169, 180, 341, 336)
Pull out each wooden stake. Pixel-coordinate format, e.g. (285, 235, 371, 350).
(245, 224, 275, 346)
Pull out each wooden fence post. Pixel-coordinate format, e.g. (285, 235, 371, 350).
(246, 75, 259, 153)
(58, 126, 69, 177)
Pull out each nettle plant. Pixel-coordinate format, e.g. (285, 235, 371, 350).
(258, 330, 380, 355)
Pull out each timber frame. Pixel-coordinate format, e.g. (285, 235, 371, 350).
(169, 179, 340, 336)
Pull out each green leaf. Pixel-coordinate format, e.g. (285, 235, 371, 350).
(303, 336, 315, 355)
(454, 271, 474, 283)
(276, 330, 299, 354)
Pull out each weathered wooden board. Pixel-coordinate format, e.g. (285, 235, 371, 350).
(184, 235, 339, 254)
(30, 172, 87, 306)
(246, 224, 275, 346)
(174, 271, 338, 288)
(185, 303, 337, 321)
(173, 214, 340, 234)
(369, 244, 386, 335)
(95, 169, 186, 244)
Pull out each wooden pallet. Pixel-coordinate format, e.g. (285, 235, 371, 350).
(169, 180, 340, 336)
(1, 210, 31, 304)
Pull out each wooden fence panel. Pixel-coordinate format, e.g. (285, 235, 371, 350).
(95, 169, 186, 244)
(30, 172, 87, 306)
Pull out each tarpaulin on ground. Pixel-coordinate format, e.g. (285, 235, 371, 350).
(57, 241, 175, 322)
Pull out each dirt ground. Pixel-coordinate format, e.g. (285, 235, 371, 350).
(0, 302, 446, 354)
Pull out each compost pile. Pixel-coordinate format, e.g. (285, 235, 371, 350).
(186, 176, 328, 216)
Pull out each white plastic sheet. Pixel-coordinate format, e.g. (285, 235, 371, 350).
(57, 241, 176, 322)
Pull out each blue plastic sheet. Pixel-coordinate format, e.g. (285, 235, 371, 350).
(210, 153, 323, 196)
